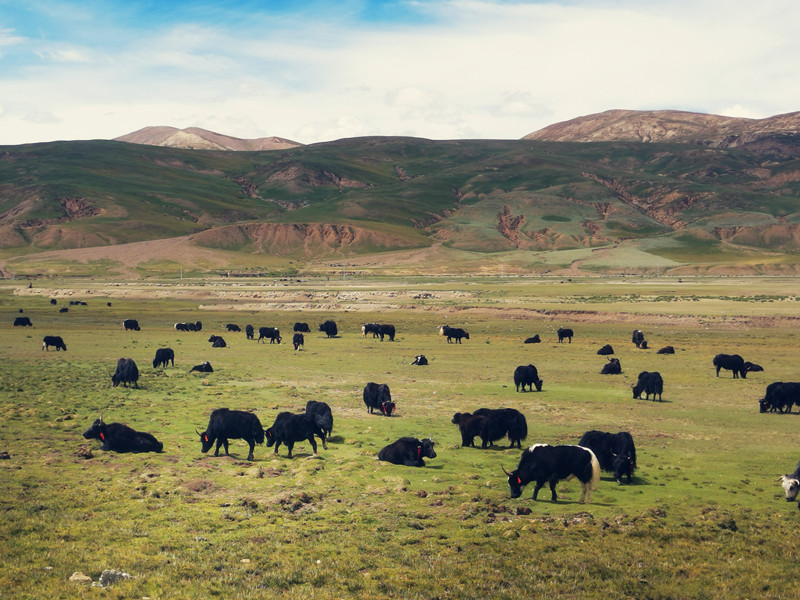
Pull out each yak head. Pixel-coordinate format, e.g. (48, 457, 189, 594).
(759, 398, 769, 413)
(265, 428, 276, 447)
(420, 438, 436, 460)
(534, 378, 544, 392)
(631, 383, 643, 399)
(197, 428, 214, 453)
(612, 453, 634, 484)
(502, 466, 524, 498)
(83, 417, 106, 441)
(381, 400, 396, 416)
(778, 475, 800, 501)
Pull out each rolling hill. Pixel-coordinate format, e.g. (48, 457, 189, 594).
(2, 111, 800, 277)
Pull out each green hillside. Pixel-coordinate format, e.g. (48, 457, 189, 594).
(1, 134, 799, 275)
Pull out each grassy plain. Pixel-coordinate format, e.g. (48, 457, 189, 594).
(1, 275, 799, 599)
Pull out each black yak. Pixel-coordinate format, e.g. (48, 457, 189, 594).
(265, 412, 327, 458)
(152, 347, 174, 368)
(42, 335, 67, 351)
(378, 437, 436, 467)
(504, 444, 600, 503)
(197, 408, 264, 461)
(111, 358, 139, 388)
(83, 417, 163, 453)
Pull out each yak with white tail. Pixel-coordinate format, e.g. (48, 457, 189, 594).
(504, 443, 600, 503)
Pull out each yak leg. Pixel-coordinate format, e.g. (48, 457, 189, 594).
(286, 441, 295, 458)
(532, 480, 545, 500)
(308, 436, 318, 455)
(548, 478, 559, 502)
(246, 440, 255, 461)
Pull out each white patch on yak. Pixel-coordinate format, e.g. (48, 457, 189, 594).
(779, 476, 800, 500)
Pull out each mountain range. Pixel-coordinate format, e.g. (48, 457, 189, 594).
(1, 109, 799, 277)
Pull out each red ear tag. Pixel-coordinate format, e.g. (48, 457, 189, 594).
(100, 432, 105, 441)
(203, 434, 208, 442)
(517, 476, 522, 484)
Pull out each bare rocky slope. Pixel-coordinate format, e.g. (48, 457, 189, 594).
(114, 126, 301, 151)
(524, 109, 800, 148)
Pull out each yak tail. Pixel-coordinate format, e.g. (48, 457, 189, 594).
(589, 450, 601, 489)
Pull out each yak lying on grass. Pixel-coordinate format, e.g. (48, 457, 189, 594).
(378, 437, 436, 467)
(83, 417, 163, 453)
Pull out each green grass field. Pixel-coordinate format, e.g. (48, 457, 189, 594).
(1, 276, 799, 599)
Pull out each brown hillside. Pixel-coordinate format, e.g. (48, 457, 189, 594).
(524, 109, 800, 147)
(114, 126, 301, 151)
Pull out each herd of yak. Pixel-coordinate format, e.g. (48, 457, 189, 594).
(14, 305, 800, 505)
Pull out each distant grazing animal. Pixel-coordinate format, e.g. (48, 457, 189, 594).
(657, 346, 675, 354)
(777, 460, 800, 502)
(472, 407, 528, 449)
(265, 411, 327, 458)
(632, 329, 645, 348)
(597, 344, 614, 355)
(245, 324, 254, 340)
(378, 437, 436, 467)
(197, 408, 264, 461)
(363, 382, 395, 416)
(504, 444, 600, 503)
(257, 327, 282, 344)
(600, 357, 621, 375)
(411, 355, 428, 366)
(557, 327, 573, 343)
(112, 358, 139, 388)
(446, 327, 469, 343)
(209, 335, 227, 348)
(759, 382, 800, 413)
(14, 316, 33, 327)
(524, 335, 541, 344)
(292, 332, 304, 350)
(639, 340, 648, 349)
(152, 347, 175, 369)
(83, 417, 163, 453)
(319, 320, 338, 338)
(632, 371, 663, 401)
(293, 322, 311, 333)
(50, 298, 57, 305)
(305, 400, 333, 441)
(713, 353, 747, 378)
(42, 335, 67, 351)
(378, 324, 396, 341)
(744, 361, 764, 373)
(225, 323, 241, 332)
(578, 430, 636, 484)
(59, 307, 68, 313)
(123, 319, 140, 331)
(190, 361, 214, 373)
(362, 323, 380, 338)
(175, 321, 202, 332)
(514, 364, 543, 392)
(439, 325, 451, 337)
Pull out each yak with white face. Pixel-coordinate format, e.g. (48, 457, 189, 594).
(778, 460, 800, 502)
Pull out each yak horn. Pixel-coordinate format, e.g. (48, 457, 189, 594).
(195, 428, 202, 436)
(501, 466, 511, 476)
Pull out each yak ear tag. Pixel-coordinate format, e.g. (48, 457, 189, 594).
(203, 434, 208, 442)
(100, 432, 105, 441)
(517, 476, 522, 484)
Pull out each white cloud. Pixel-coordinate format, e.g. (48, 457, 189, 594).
(0, 0, 798, 145)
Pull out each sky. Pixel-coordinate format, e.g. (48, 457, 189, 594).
(1, 0, 798, 146)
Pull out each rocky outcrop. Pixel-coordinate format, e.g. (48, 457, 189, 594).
(497, 205, 526, 247)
